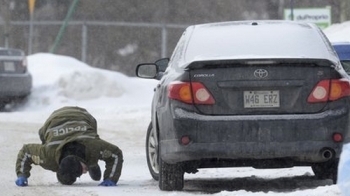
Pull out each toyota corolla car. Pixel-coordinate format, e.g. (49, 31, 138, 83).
(0, 47, 32, 110)
(136, 20, 350, 191)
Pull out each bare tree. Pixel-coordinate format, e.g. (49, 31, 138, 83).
(340, 0, 350, 22)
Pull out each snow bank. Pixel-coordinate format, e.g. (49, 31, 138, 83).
(323, 21, 350, 42)
(25, 53, 157, 112)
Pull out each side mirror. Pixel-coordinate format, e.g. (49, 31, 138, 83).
(136, 63, 158, 79)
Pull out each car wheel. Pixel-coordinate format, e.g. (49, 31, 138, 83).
(146, 122, 160, 181)
(159, 158, 184, 191)
(0, 103, 6, 111)
(312, 159, 338, 184)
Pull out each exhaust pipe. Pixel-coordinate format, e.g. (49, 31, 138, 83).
(320, 148, 334, 160)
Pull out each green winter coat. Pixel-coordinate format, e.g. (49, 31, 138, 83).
(15, 106, 123, 183)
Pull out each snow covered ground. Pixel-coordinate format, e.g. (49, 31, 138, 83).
(1, 21, 349, 196)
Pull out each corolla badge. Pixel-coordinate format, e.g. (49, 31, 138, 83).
(193, 73, 215, 77)
(253, 69, 268, 78)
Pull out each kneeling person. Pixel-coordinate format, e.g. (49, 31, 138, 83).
(15, 106, 123, 186)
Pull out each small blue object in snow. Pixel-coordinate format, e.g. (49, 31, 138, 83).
(338, 143, 350, 196)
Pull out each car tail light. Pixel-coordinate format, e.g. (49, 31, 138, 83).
(168, 82, 215, 104)
(308, 79, 350, 103)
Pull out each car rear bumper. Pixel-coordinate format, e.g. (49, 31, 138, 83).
(159, 107, 350, 164)
(0, 73, 32, 98)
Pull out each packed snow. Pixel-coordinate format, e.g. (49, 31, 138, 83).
(323, 21, 350, 42)
(1, 21, 349, 196)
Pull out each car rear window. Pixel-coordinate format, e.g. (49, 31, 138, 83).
(183, 21, 335, 65)
(0, 49, 23, 56)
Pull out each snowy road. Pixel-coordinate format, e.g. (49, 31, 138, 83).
(0, 108, 341, 196)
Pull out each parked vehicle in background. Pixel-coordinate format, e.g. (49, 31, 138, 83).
(136, 20, 350, 191)
(0, 48, 32, 110)
(332, 42, 350, 74)
(332, 41, 350, 195)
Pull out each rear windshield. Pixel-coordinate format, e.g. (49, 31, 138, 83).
(184, 22, 333, 65)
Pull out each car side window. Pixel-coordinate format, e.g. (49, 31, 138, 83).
(155, 58, 169, 72)
(169, 32, 187, 68)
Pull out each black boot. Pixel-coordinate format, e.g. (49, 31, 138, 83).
(89, 164, 101, 181)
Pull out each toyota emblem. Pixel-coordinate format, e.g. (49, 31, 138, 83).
(254, 69, 268, 78)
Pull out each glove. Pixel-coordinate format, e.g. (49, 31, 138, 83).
(98, 179, 116, 186)
(15, 177, 28, 187)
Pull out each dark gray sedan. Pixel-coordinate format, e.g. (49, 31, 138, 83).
(136, 20, 350, 191)
(0, 48, 32, 110)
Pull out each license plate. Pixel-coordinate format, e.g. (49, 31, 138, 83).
(4, 62, 16, 72)
(244, 90, 280, 108)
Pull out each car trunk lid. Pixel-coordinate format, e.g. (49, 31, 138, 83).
(187, 59, 339, 115)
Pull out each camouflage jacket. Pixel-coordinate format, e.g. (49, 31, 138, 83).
(15, 106, 123, 183)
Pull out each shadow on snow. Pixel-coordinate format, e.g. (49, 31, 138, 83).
(183, 175, 333, 194)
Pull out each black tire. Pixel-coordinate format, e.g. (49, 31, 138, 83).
(159, 159, 184, 191)
(0, 95, 29, 112)
(146, 122, 160, 181)
(0, 103, 6, 111)
(312, 159, 338, 184)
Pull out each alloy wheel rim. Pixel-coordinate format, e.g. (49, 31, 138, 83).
(148, 127, 159, 174)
